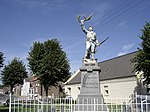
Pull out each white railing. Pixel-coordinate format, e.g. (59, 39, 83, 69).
(8, 94, 150, 112)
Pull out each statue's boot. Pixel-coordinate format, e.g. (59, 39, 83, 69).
(91, 53, 95, 60)
(84, 50, 89, 59)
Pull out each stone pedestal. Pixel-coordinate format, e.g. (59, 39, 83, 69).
(78, 61, 102, 99)
(75, 60, 108, 112)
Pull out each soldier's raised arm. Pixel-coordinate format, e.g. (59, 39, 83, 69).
(80, 20, 88, 34)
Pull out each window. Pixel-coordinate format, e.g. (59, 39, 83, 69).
(104, 85, 109, 96)
(68, 87, 71, 94)
(35, 87, 38, 93)
(78, 87, 80, 90)
(29, 88, 34, 94)
(147, 84, 150, 94)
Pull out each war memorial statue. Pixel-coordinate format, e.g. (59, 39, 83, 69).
(75, 14, 108, 111)
(77, 14, 109, 62)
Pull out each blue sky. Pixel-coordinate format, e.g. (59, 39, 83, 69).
(0, 0, 150, 72)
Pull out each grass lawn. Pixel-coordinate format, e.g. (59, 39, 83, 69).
(0, 105, 63, 112)
(0, 105, 38, 112)
(0, 105, 9, 112)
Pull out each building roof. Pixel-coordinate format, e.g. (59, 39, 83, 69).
(66, 51, 137, 85)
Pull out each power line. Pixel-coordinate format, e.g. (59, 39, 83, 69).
(67, 0, 150, 71)
(64, 0, 150, 53)
(99, 1, 150, 34)
(64, 0, 132, 50)
(64, 0, 138, 50)
(92, 0, 132, 27)
(95, 0, 141, 31)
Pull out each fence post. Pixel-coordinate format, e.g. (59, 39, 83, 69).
(61, 103, 64, 112)
(42, 98, 43, 112)
(71, 98, 72, 112)
(123, 102, 126, 112)
(146, 95, 148, 112)
(135, 93, 137, 112)
(141, 95, 143, 112)
(9, 92, 12, 112)
(94, 98, 95, 111)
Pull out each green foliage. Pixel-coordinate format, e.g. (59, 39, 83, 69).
(132, 22, 150, 84)
(1, 58, 27, 93)
(28, 41, 44, 73)
(28, 39, 70, 96)
(0, 52, 4, 68)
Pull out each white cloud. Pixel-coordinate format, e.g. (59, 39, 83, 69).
(117, 52, 126, 56)
(92, 3, 111, 26)
(15, 0, 42, 9)
(117, 43, 135, 56)
(116, 21, 128, 29)
(14, 0, 70, 11)
(2, 50, 28, 66)
(22, 37, 50, 49)
(70, 60, 81, 73)
(122, 43, 135, 51)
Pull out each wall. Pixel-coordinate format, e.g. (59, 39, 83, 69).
(65, 77, 137, 100)
(100, 77, 137, 99)
(65, 84, 80, 100)
(21, 81, 30, 96)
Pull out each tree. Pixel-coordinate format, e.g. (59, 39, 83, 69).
(0, 52, 4, 68)
(132, 22, 150, 85)
(1, 58, 27, 93)
(27, 41, 44, 73)
(28, 39, 70, 96)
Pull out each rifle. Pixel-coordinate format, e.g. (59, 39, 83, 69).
(98, 37, 109, 46)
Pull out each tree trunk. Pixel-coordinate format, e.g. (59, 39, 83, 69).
(44, 85, 49, 96)
(41, 85, 43, 97)
(10, 85, 14, 94)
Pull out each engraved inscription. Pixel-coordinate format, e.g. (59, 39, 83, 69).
(82, 72, 99, 88)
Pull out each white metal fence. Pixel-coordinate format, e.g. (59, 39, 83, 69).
(8, 94, 150, 112)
